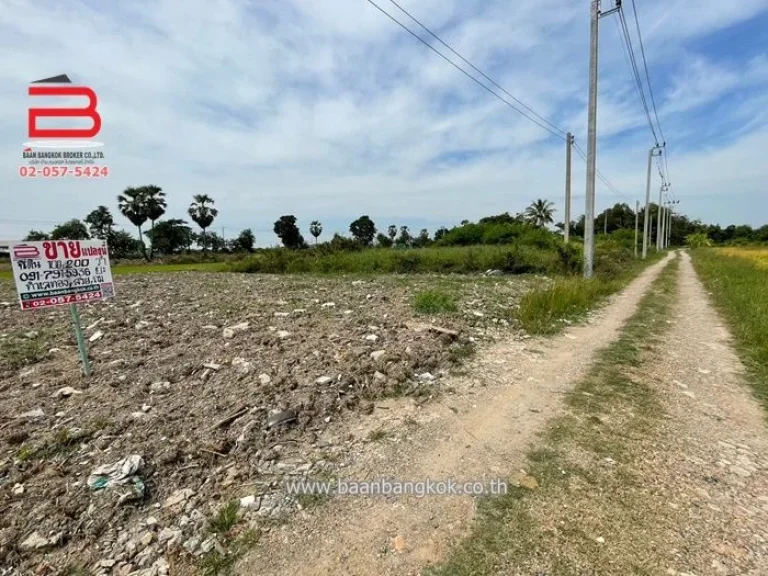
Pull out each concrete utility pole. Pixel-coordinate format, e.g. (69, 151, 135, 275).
(659, 197, 667, 250)
(634, 200, 640, 258)
(564, 132, 573, 244)
(656, 183, 668, 250)
(604, 209, 608, 235)
(584, 0, 620, 277)
(642, 146, 663, 259)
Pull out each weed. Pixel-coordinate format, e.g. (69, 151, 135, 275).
(210, 501, 239, 535)
(367, 429, 389, 442)
(413, 290, 457, 314)
(0, 332, 49, 370)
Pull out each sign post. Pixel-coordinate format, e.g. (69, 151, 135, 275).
(68, 303, 92, 376)
(9, 239, 115, 375)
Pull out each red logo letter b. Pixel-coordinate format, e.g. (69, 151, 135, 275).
(28, 86, 102, 139)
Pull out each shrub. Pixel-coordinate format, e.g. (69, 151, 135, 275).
(413, 290, 458, 314)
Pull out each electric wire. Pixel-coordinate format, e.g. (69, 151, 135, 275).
(363, 0, 566, 140)
(630, 0, 666, 145)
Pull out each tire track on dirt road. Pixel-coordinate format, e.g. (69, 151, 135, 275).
(237, 254, 674, 576)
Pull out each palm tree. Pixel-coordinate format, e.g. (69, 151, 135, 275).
(188, 194, 218, 252)
(117, 187, 149, 260)
(309, 221, 323, 244)
(142, 185, 166, 259)
(524, 199, 555, 228)
(387, 225, 397, 248)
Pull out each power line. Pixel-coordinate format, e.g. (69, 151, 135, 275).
(630, 0, 666, 145)
(617, 5, 658, 144)
(363, 0, 566, 140)
(384, 0, 568, 138)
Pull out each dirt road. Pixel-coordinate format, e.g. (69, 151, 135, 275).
(238, 256, 675, 575)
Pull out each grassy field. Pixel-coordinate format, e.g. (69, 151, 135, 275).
(692, 247, 768, 410)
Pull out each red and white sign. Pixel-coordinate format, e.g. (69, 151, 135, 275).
(9, 240, 115, 310)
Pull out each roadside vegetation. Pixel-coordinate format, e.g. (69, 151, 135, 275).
(425, 255, 679, 575)
(692, 247, 768, 410)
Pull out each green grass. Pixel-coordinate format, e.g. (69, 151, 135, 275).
(425, 255, 679, 576)
(692, 248, 768, 410)
(0, 330, 51, 369)
(413, 290, 458, 314)
(210, 501, 240, 535)
(514, 252, 663, 335)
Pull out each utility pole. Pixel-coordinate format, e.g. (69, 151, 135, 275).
(660, 198, 667, 250)
(564, 132, 573, 244)
(634, 200, 639, 258)
(656, 183, 667, 250)
(604, 209, 608, 235)
(642, 146, 662, 258)
(584, 0, 620, 277)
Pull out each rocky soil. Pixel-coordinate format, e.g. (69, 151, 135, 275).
(0, 271, 538, 575)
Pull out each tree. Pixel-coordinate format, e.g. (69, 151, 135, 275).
(109, 230, 142, 258)
(85, 205, 115, 240)
(412, 228, 431, 248)
(309, 221, 323, 244)
(387, 225, 398, 247)
(232, 229, 255, 252)
(144, 219, 193, 255)
(460, 219, 470, 226)
(51, 219, 90, 240)
(188, 194, 218, 252)
(118, 187, 150, 260)
(24, 230, 49, 241)
(686, 233, 712, 248)
(376, 232, 393, 248)
(433, 227, 449, 242)
(395, 225, 411, 248)
(349, 215, 376, 246)
(142, 185, 166, 259)
(274, 215, 306, 249)
(524, 199, 555, 228)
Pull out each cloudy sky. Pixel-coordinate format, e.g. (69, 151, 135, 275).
(1, 0, 767, 244)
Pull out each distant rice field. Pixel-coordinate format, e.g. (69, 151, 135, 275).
(718, 247, 768, 268)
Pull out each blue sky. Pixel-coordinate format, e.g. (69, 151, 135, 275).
(1, 0, 767, 245)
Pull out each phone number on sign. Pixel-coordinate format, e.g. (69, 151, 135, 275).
(19, 166, 109, 178)
(22, 291, 103, 309)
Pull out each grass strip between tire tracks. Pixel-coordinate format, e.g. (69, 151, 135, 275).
(425, 253, 680, 576)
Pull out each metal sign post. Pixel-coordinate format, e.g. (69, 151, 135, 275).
(68, 303, 92, 376)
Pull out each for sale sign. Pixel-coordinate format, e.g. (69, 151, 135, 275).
(9, 240, 115, 310)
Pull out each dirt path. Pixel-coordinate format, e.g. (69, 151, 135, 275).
(237, 256, 674, 576)
(639, 252, 768, 574)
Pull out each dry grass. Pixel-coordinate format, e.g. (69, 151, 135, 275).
(717, 246, 768, 268)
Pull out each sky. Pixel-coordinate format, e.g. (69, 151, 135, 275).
(1, 0, 767, 245)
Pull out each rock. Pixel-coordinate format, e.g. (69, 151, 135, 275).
(240, 495, 258, 508)
(258, 373, 272, 385)
(12, 483, 24, 496)
(203, 363, 222, 371)
(89, 330, 104, 342)
(485, 269, 502, 276)
(20, 531, 50, 550)
(145, 516, 159, 527)
(315, 376, 333, 385)
(135, 321, 150, 330)
(393, 534, 407, 552)
(519, 475, 539, 490)
(370, 350, 386, 361)
(596, 536, 605, 544)
(223, 321, 249, 339)
(18, 408, 44, 419)
(276, 330, 292, 339)
(52, 386, 83, 398)
(139, 532, 154, 547)
(200, 538, 215, 554)
(273, 312, 290, 317)
(163, 488, 195, 509)
(364, 334, 379, 342)
(373, 371, 386, 383)
(149, 381, 171, 394)
(418, 372, 435, 382)
(472, 311, 485, 317)
(321, 302, 336, 308)
(232, 357, 253, 374)
(158, 527, 182, 546)
(183, 537, 201, 554)
(100, 559, 117, 568)
(267, 409, 298, 429)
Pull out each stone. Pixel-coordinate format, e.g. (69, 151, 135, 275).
(20, 531, 49, 550)
(364, 334, 379, 342)
(89, 330, 104, 342)
(273, 312, 290, 317)
(183, 537, 201, 554)
(321, 302, 336, 308)
(200, 538, 215, 554)
(223, 321, 249, 339)
(373, 371, 386, 383)
(139, 532, 154, 547)
(19, 408, 44, 419)
(240, 495, 258, 508)
(232, 357, 253, 373)
(393, 535, 407, 552)
(315, 376, 333, 385)
(145, 516, 159, 527)
(519, 475, 539, 490)
(12, 484, 24, 496)
(370, 350, 386, 361)
(163, 488, 195, 509)
(277, 330, 292, 339)
(203, 363, 222, 371)
(52, 386, 83, 398)
(150, 381, 171, 394)
(596, 536, 605, 544)
(158, 527, 182, 546)
(100, 559, 117, 568)
(267, 409, 298, 429)
(258, 373, 272, 385)
(472, 311, 485, 317)
(418, 372, 435, 382)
